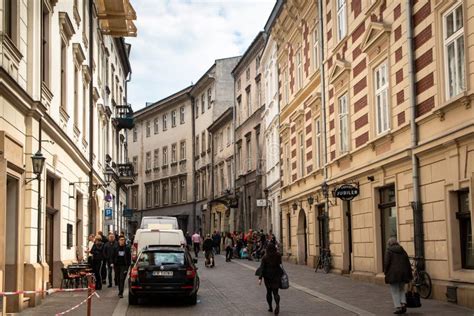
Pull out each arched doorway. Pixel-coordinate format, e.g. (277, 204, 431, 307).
(297, 209, 308, 265)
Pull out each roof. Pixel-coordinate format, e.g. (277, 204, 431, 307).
(190, 56, 241, 95)
(231, 31, 266, 77)
(263, 0, 285, 33)
(207, 108, 233, 133)
(133, 85, 193, 118)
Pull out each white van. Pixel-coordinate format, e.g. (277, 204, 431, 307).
(140, 216, 179, 230)
(132, 229, 185, 261)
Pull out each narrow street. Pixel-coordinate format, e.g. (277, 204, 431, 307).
(22, 254, 473, 316)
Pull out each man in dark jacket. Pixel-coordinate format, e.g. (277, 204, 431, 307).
(384, 237, 413, 314)
(91, 236, 105, 290)
(203, 234, 214, 267)
(97, 231, 108, 283)
(114, 236, 131, 298)
(103, 233, 118, 287)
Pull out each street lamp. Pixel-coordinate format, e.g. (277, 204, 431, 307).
(307, 196, 314, 206)
(104, 167, 114, 186)
(26, 151, 46, 184)
(292, 202, 298, 211)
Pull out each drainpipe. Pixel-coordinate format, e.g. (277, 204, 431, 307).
(124, 71, 132, 235)
(88, 0, 95, 233)
(406, 0, 425, 265)
(318, 0, 330, 251)
(232, 77, 240, 231)
(189, 94, 197, 232)
(37, 0, 44, 264)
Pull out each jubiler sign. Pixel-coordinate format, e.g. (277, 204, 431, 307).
(334, 184, 359, 201)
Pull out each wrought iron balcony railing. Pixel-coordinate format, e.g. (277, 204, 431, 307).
(116, 163, 135, 184)
(113, 104, 135, 130)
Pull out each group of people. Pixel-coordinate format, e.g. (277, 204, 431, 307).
(85, 231, 131, 298)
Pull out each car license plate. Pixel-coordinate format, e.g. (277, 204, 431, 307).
(152, 271, 173, 277)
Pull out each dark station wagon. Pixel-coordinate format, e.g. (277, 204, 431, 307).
(128, 245, 199, 305)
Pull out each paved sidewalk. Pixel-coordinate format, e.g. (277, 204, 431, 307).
(20, 285, 121, 316)
(232, 255, 474, 315)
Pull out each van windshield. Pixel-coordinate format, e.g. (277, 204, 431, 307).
(138, 251, 185, 266)
(141, 218, 177, 229)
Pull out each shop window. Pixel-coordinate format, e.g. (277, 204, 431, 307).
(379, 185, 397, 260)
(456, 189, 473, 269)
(67, 224, 73, 249)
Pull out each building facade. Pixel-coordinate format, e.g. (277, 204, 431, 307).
(190, 57, 239, 235)
(0, 0, 136, 312)
(273, 0, 474, 308)
(208, 108, 235, 234)
(127, 87, 194, 233)
(233, 33, 266, 232)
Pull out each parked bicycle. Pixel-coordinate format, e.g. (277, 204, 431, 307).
(409, 256, 432, 299)
(315, 248, 331, 273)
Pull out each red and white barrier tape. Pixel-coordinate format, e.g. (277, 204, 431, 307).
(0, 287, 90, 296)
(55, 291, 100, 316)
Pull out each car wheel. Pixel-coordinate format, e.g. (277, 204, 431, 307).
(187, 293, 197, 305)
(129, 292, 138, 305)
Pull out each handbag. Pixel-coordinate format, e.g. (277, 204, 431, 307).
(255, 266, 262, 277)
(279, 264, 289, 290)
(405, 290, 422, 308)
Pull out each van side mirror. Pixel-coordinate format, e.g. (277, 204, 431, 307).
(193, 258, 198, 264)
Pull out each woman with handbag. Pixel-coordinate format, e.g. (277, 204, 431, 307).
(257, 243, 283, 315)
(384, 237, 413, 314)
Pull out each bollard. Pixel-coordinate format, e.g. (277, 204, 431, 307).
(86, 274, 95, 316)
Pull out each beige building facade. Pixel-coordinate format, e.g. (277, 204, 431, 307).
(127, 87, 195, 232)
(0, 0, 135, 312)
(273, 0, 474, 308)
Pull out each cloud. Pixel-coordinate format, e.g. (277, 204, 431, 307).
(127, 0, 275, 110)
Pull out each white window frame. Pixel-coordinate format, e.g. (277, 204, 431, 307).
(338, 94, 349, 153)
(315, 118, 322, 168)
(180, 107, 185, 124)
(163, 146, 168, 165)
(171, 110, 177, 127)
(180, 141, 186, 160)
(337, 0, 347, 41)
(171, 143, 177, 163)
(154, 149, 159, 168)
(146, 151, 151, 170)
(299, 132, 305, 177)
(146, 121, 150, 137)
(296, 50, 303, 89)
(374, 61, 390, 135)
(154, 118, 159, 134)
(312, 26, 320, 71)
(443, 3, 465, 99)
(163, 114, 167, 131)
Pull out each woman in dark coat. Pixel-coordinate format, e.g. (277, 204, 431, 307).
(91, 235, 105, 290)
(258, 243, 283, 315)
(384, 237, 413, 314)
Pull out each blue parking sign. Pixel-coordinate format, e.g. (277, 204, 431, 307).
(104, 208, 113, 220)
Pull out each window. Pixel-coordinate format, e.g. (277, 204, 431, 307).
(171, 144, 177, 163)
(207, 88, 212, 108)
(153, 182, 160, 206)
(195, 101, 199, 118)
(162, 146, 168, 165)
(456, 189, 473, 269)
(379, 185, 397, 262)
(257, 80, 262, 107)
(236, 144, 242, 175)
(132, 156, 138, 174)
(171, 180, 178, 203)
(180, 178, 187, 202)
(196, 175, 201, 200)
(145, 183, 153, 208)
(4, 0, 16, 41)
(201, 131, 206, 153)
(154, 149, 159, 168)
(146, 151, 151, 171)
(171, 110, 177, 127)
(375, 62, 390, 135)
(287, 213, 291, 247)
(154, 118, 159, 134)
(246, 87, 252, 118)
(74, 66, 79, 127)
(67, 224, 73, 249)
(337, 0, 347, 41)
(246, 68, 250, 81)
(220, 165, 225, 192)
(131, 186, 138, 209)
(444, 3, 465, 99)
(195, 136, 199, 155)
(162, 114, 167, 131)
(201, 95, 205, 114)
(180, 107, 185, 124)
(296, 50, 303, 89)
(236, 97, 242, 125)
(315, 118, 322, 168)
(133, 127, 137, 142)
(246, 138, 252, 171)
(312, 26, 320, 71)
(42, 5, 51, 86)
(82, 84, 88, 139)
(226, 126, 231, 146)
(338, 94, 349, 153)
(285, 142, 290, 184)
(162, 181, 169, 204)
(60, 41, 67, 111)
(180, 141, 186, 160)
(146, 121, 151, 137)
(299, 132, 305, 177)
(227, 161, 232, 188)
(237, 79, 241, 91)
(284, 69, 289, 105)
(202, 172, 206, 198)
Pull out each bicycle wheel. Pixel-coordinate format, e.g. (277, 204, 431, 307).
(323, 257, 331, 274)
(416, 271, 432, 299)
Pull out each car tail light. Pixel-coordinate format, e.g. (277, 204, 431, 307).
(132, 243, 138, 261)
(186, 267, 196, 279)
(130, 267, 139, 282)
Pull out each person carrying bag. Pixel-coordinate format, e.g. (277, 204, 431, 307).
(257, 243, 283, 315)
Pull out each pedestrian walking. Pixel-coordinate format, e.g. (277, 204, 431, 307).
(114, 236, 131, 298)
(103, 233, 118, 287)
(85, 234, 95, 265)
(97, 231, 108, 284)
(91, 235, 105, 290)
(212, 231, 221, 254)
(203, 234, 215, 267)
(225, 232, 233, 262)
(192, 231, 201, 257)
(258, 242, 283, 315)
(384, 237, 412, 314)
(185, 231, 192, 250)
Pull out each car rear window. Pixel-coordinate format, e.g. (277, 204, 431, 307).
(141, 218, 178, 229)
(138, 251, 185, 266)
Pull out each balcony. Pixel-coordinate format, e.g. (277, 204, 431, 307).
(113, 104, 135, 130)
(96, 0, 137, 37)
(117, 163, 135, 184)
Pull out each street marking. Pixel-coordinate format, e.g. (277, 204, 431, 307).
(233, 259, 375, 316)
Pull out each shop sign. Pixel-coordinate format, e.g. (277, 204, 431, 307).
(334, 184, 359, 201)
(256, 199, 267, 207)
(104, 208, 113, 220)
(123, 208, 133, 218)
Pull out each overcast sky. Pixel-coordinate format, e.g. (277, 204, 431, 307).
(127, 0, 275, 111)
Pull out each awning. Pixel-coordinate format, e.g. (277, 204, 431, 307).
(96, 0, 137, 37)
